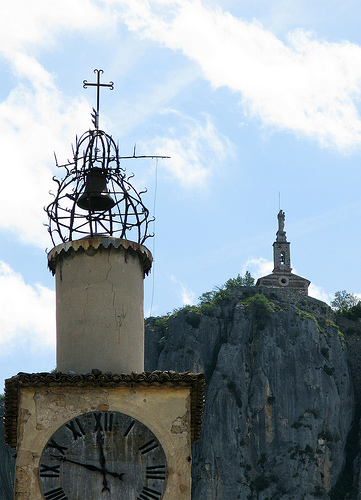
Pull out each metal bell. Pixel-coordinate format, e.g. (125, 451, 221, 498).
(77, 168, 115, 211)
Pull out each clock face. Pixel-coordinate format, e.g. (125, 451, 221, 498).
(38, 411, 168, 500)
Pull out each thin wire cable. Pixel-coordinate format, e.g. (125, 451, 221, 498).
(149, 158, 158, 317)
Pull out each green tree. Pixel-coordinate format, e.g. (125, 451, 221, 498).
(224, 271, 255, 288)
(242, 270, 255, 286)
(198, 271, 255, 306)
(331, 290, 358, 312)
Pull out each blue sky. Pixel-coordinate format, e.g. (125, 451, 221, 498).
(1, 0, 361, 391)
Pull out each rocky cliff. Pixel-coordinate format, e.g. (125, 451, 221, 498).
(145, 287, 356, 499)
(2, 286, 361, 499)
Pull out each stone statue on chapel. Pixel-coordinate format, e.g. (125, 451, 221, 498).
(277, 210, 285, 232)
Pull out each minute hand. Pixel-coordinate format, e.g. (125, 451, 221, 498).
(51, 455, 124, 480)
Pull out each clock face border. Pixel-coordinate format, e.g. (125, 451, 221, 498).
(38, 410, 168, 500)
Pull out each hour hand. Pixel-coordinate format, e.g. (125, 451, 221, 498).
(104, 469, 125, 481)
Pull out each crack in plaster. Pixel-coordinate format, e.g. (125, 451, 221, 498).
(105, 252, 124, 342)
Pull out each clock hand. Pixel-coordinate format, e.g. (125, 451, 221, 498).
(51, 454, 106, 474)
(104, 469, 125, 481)
(51, 454, 125, 480)
(96, 431, 124, 482)
(97, 432, 110, 493)
(102, 474, 110, 493)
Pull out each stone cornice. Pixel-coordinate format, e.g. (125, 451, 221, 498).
(47, 237, 153, 276)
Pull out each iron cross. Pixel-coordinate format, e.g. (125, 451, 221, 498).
(83, 69, 114, 129)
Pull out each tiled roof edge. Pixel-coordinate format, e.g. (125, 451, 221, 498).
(4, 370, 205, 447)
(47, 237, 153, 276)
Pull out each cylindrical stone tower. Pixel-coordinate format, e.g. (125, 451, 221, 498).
(4, 71, 204, 500)
(48, 237, 152, 374)
(45, 111, 155, 375)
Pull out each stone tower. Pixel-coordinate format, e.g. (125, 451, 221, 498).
(5, 69, 204, 500)
(256, 210, 310, 294)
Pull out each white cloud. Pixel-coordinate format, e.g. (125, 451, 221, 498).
(0, 1, 221, 247)
(111, 65, 202, 137)
(0, 0, 111, 56)
(0, 76, 91, 248)
(0, 0, 114, 249)
(308, 283, 332, 304)
(119, 0, 361, 149)
(242, 257, 273, 279)
(0, 262, 55, 351)
(170, 274, 196, 305)
(141, 113, 232, 188)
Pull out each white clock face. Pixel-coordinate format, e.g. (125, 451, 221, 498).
(38, 411, 168, 500)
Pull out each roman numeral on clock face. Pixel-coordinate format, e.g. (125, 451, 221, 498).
(39, 463, 60, 477)
(46, 439, 68, 455)
(139, 439, 159, 455)
(44, 487, 68, 499)
(65, 418, 86, 440)
(145, 465, 166, 480)
(94, 412, 113, 432)
(138, 486, 162, 500)
(124, 419, 135, 437)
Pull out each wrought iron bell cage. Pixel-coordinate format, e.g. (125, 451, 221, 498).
(45, 128, 153, 246)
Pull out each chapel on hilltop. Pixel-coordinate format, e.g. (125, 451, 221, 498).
(256, 210, 310, 295)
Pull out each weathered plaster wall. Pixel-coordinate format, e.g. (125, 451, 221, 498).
(54, 243, 146, 374)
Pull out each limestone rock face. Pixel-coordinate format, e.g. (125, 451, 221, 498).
(145, 287, 354, 499)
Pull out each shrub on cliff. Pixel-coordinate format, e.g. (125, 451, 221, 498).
(244, 293, 273, 321)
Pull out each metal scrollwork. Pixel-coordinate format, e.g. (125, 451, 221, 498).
(45, 128, 154, 246)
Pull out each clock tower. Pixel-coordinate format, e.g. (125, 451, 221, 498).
(5, 70, 204, 500)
